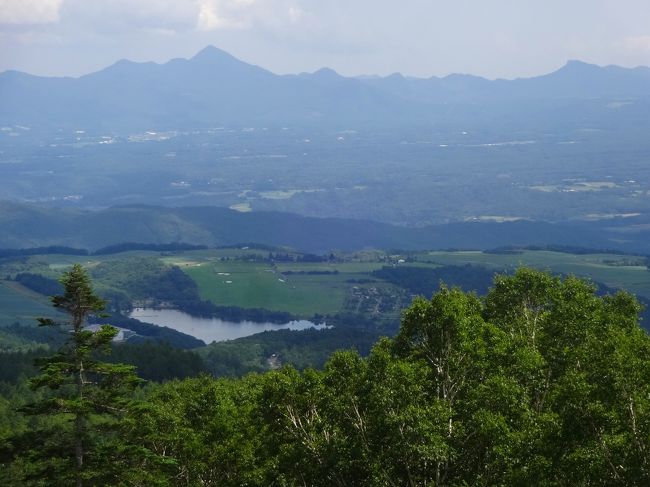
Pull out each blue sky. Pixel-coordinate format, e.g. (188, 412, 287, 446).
(1, 0, 649, 78)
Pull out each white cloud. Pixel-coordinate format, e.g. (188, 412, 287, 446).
(0, 0, 63, 24)
(195, 0, 303, 32)
(197, 0, 242, 31)
(9, 0, 307, 34)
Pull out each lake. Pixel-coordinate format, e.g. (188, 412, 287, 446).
(129, 308, 325, 343)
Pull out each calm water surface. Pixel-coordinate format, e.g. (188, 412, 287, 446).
(129, 308, 324, 343)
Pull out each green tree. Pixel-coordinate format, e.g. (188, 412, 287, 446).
(8, 264, 142, 486)
(123, 375, 268, 486)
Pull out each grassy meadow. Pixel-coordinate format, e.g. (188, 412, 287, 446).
(182, 261, 385, 316)
(0, 281, 62, 326)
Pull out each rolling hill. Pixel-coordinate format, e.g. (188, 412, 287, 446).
(1, 201, 649, 254)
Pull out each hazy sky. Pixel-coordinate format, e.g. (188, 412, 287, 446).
(1, 0, 649, 79)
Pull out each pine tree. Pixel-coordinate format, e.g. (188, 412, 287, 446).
(17, 264, 141, 486)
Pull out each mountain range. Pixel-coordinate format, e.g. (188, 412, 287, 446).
(1, 46, 649, 132)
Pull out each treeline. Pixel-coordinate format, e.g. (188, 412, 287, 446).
(0, 242, 207, 259)
(0, 246, 87, 258)
(0, 323, 64, 350)
(0, 242, 335, 259)
(228, 252, 332, 263)
(92, 242, 208, 255)
(0, 348, 44, 384)
(373, 264, 497, 296)
(179, 300, 296, 324)
(13, 273, 63, 296)
(5, 269, 650, 485)
(105, 342, 207, 381)
(485, 244, 640, 256)
(269, 252, 331, 262)
(281, 270, 339, 275)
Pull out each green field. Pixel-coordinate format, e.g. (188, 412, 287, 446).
(183, 261, 384, 316)
(0, 281, 62, 326)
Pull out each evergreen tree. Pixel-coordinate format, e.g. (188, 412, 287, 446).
(10, 264, 142, 486)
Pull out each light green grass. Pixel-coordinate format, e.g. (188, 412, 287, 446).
(160, 248, 297, 266)
(0, 281, 62, 326)
(274, 262, 384, 273)
(183, 261, 378, 316)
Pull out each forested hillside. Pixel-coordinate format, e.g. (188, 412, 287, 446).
(4, 201, 648, 254)
(1, 268, 649, 485)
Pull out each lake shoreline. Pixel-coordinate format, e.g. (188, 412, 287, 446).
(129, 307, 325, 344)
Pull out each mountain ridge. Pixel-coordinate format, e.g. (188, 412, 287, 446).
(1, 46, 649, 132)
(2, 201, 650, 255)
(3, 48, 648, 82)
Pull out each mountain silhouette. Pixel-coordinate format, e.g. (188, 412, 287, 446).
(1, 46, 649, 132)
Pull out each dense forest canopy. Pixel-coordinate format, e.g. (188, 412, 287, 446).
(1, 267, 649, 485)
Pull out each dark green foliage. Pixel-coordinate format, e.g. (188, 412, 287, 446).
(269, 252, 328, 263)
(121, 375, 269, 486)
(0, 349, 46, 383)
(202, 322, 384, 377)
(373, 264, 497, 296)
(0, 339, 206, 388)
(281, 270, 339, 275)
(0, 247, 88, 259)
(178, 300, 296, 323)
(14, 273, 64, 297)
(485, 244, 634, 256)
(0, 323, 65, 350)
(107, 342, 207, 382)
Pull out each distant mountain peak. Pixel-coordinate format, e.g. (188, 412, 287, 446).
(106, 58, 140, 70)
(565, 59, 592, 67)
(312, 67, 341, 79)
(191, 45, 237, 64)
(557, 59, 601, 74)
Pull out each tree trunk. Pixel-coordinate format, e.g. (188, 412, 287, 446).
(75, 412, 84, 487)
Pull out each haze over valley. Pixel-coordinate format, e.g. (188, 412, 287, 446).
(1, 47, 650, 247)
